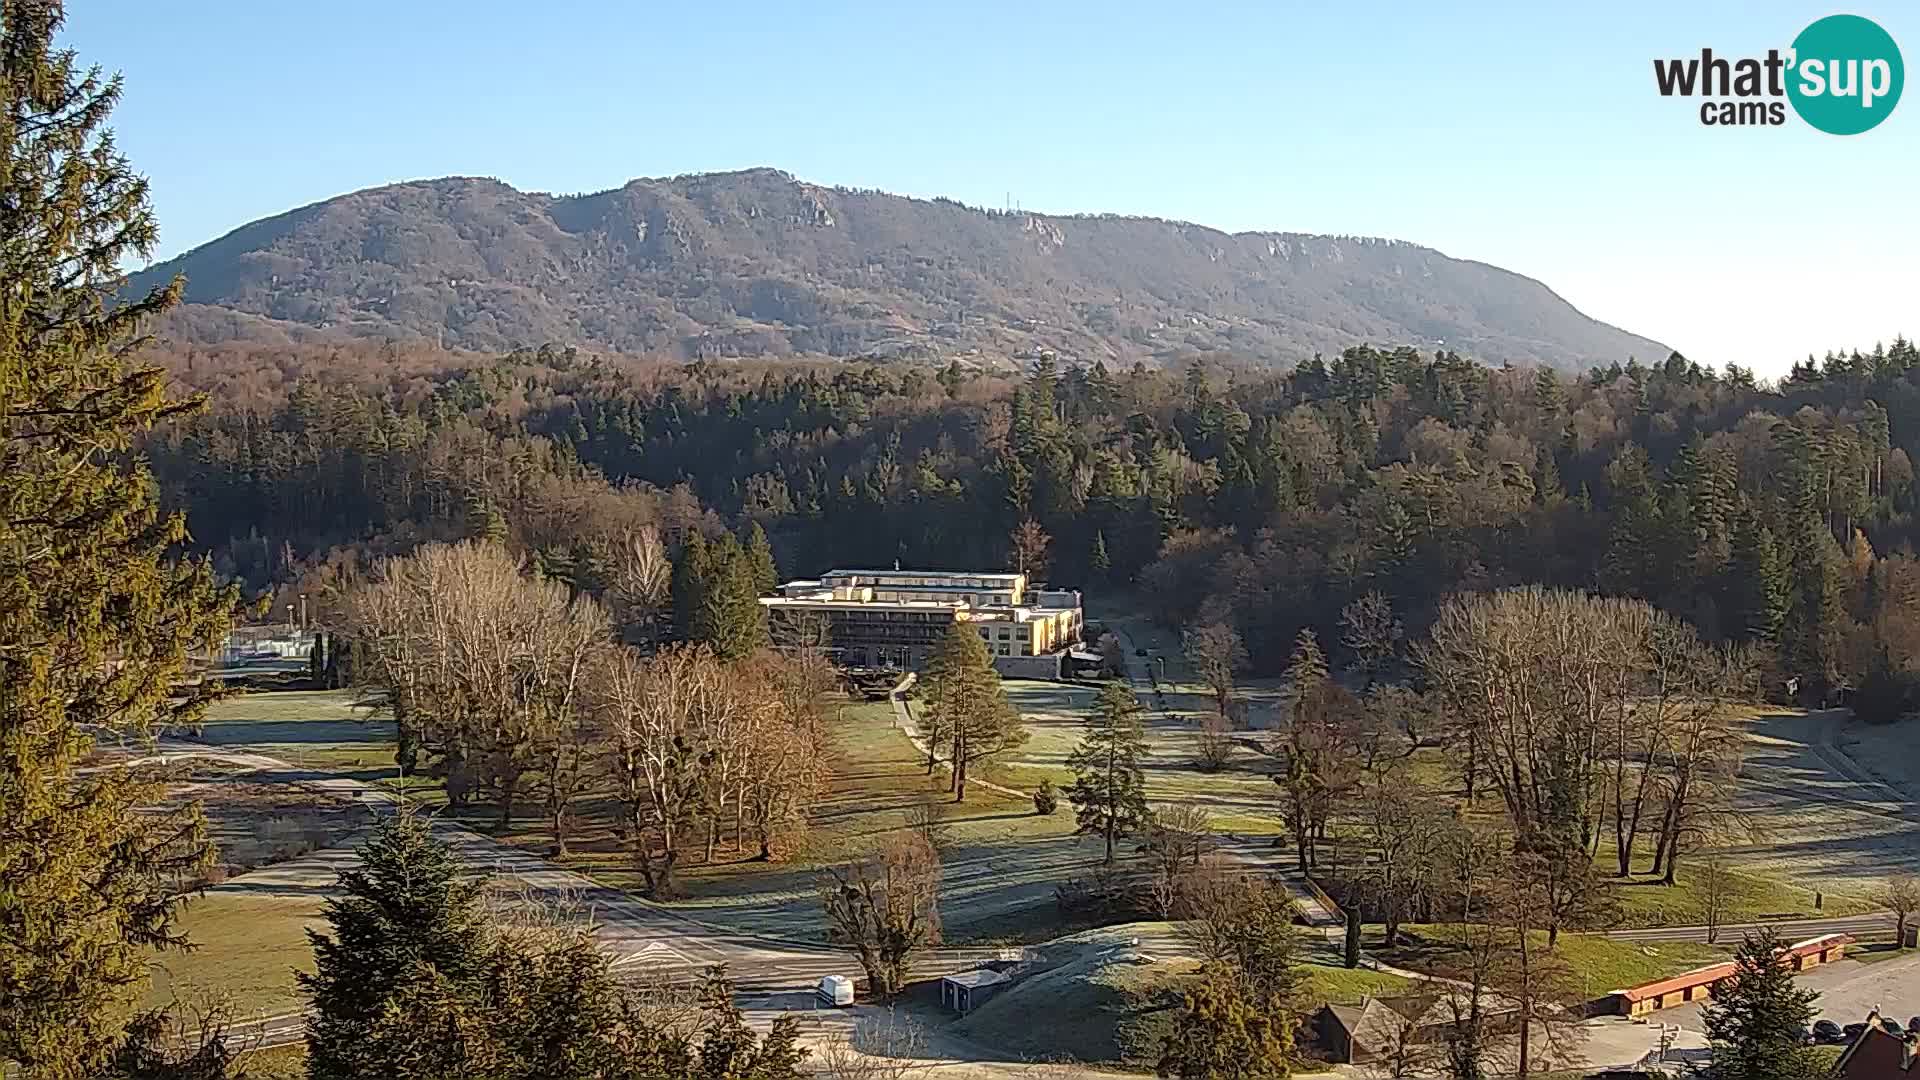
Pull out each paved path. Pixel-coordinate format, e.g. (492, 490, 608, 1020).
(886, 674, 1027, 801)
(1604, 912, 1894, 945)
(136, 740, 1009, 1049)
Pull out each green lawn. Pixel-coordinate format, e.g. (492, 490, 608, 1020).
(194, 688, 400, 780)
(1600, 855, 1874, 928)
(431, 694, 1086, 943)
(144, 891, 326, 1018)
(1377, 924, 1731, 996)
(235, 1045, 306, 1079)
(1297, 963, 1416, 1007)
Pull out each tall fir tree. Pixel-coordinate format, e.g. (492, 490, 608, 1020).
(1089, 529, 1111, 582)
(743, 520, 780, 595)
(1065, 681, 1151, 864)
(0, 3, 238, 1072)
(1701, 928, 1822, 1080)
(691, 533, 768, 660)
(924, 622, 1027, 801)
(1725, 505, 1788, 644)
(672, 529, 712, 640)
(300, 813, 493, 1079)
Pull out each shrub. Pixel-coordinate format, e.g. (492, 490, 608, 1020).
(1033, 779, 1060, 815)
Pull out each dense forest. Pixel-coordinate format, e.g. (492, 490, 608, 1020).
(148, 337, 1920, 702)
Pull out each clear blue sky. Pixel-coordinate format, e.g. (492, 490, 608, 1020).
(66, 1, 1916, 376)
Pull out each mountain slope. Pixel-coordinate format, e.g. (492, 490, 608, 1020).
(134, 168, 1668, 370)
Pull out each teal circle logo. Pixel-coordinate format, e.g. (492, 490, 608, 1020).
(1788, 14, 1903, 134)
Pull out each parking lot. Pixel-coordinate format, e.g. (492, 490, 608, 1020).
(1655, 950, 1920, 1036)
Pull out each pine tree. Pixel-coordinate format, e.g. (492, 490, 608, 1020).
(690, 968, 808, 1080)
(743, 521, 779, 595)
(924, 622, 1027, 801)
(0, 4, 239, 1071)
(672, 530, 712, 639)
(300, 813, 493, 1079)
(1701, 928, 1821, 1080)
(691, 533, 768, 660)
(1089, 529, 1112, 582)
(1725, 507, 1788, 644)
(463, 491, 508, 544)
(1065, 682, 1151, 864)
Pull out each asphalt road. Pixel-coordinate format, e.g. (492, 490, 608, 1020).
(1604, 911, 1895, 945)
(143, 740, 1009, 1050)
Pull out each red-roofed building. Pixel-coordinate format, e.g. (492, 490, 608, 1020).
(1836, 1012, 1918, 1080)
(1603, 933, 1852, 1017)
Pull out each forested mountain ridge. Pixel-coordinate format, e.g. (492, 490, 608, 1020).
(134, 167, 1667, 371)
(152, 336, 1920, 711)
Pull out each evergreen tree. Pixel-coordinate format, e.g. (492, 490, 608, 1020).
(0, 4, 239, 1072)
(691, 534, 769, 660)
(743, 521, 779, 595)
(1065, 682, 1151, 864)
(308, 631, 327, 685)
(301, 813, 492, 1078)
(1089, 529, 1112, 582)
(673, 530, 712, 640)
(689, 968, 808, 1080)
(924, 622, 1027, 801)
(1701, 928, 1822, 1080)
(1725, 507, 1788, 644)
(464, 491, 509, 544)
(1155, 970, 1294, 1080)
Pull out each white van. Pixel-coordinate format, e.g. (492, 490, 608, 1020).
(816, 974, 856, 1007)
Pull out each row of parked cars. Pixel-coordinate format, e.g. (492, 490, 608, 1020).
(1811, 1016, 1918, 1044)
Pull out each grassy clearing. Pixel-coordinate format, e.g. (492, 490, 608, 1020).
(234, 1045, 306, 1079)
(1600, 853, 1874, 928)
(145, 891, 326, 1018)
(1377, 924, 1730, 996)
(195, 688, 400, 779)
(1297, 962, 1416, 1006)
(432, 694, 1088, 943)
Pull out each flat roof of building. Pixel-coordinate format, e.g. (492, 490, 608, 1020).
(762, 597, 962, 611)
(1611, 933, 1852, 1000)
(940, 969, 1010, 989)
(761, 597, 1076, 620)
(825, 569, 1025, 582)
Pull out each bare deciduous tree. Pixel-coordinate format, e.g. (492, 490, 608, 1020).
(1341, 590, 1404, 687)
(345, 541, 612, 844)
(595, 643, 722, 896)
(1701, 852, 1733, 945)
(1008, 518, 1052, 580)
(819, 831, 944, 998)
(1192, 713, 1235, 772)
(598, 525, 672, 644)
(1183, 620, 1246, 721)
(1871, 871, 1920, 947)
(1420, 587, 1754, 903)
(816, 1009, 932, 1080)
